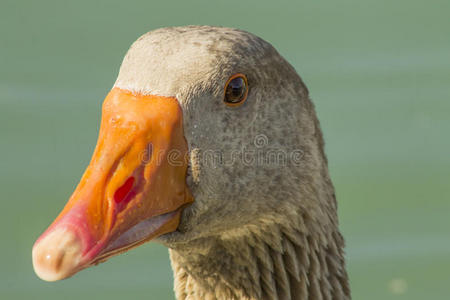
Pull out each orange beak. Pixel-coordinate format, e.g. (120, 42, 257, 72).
(32, 87, 193, 281)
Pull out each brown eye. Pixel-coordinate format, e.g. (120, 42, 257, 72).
(224, 73, 248, 106)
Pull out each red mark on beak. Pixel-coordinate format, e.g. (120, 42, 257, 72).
(114, 177, 135, 211)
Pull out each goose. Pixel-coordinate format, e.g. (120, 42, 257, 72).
(32, 26, 350, 300)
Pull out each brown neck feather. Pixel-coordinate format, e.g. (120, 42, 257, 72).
(169, 217, 350, 300)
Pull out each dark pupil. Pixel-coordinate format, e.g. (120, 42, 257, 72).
(226, 77, 245, 102)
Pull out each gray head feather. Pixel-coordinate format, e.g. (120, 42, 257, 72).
(116, 25, 349, 299)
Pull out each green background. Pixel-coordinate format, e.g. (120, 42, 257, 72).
(1, 0, 449, 299)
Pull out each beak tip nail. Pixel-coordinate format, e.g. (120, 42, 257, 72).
(32, 228, 83, 282)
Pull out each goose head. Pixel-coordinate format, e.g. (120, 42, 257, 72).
(32, 26, 345, 296)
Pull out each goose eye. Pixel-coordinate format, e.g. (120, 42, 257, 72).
(224, 74, 248, 106)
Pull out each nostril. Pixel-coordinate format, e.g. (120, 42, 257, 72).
(114, 176, 135, 205)
(113, 143, 151, 211)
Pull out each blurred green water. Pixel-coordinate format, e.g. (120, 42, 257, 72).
(1, 0, 449, 299)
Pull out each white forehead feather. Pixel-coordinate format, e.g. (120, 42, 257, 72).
(114, 26, 273, 97)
